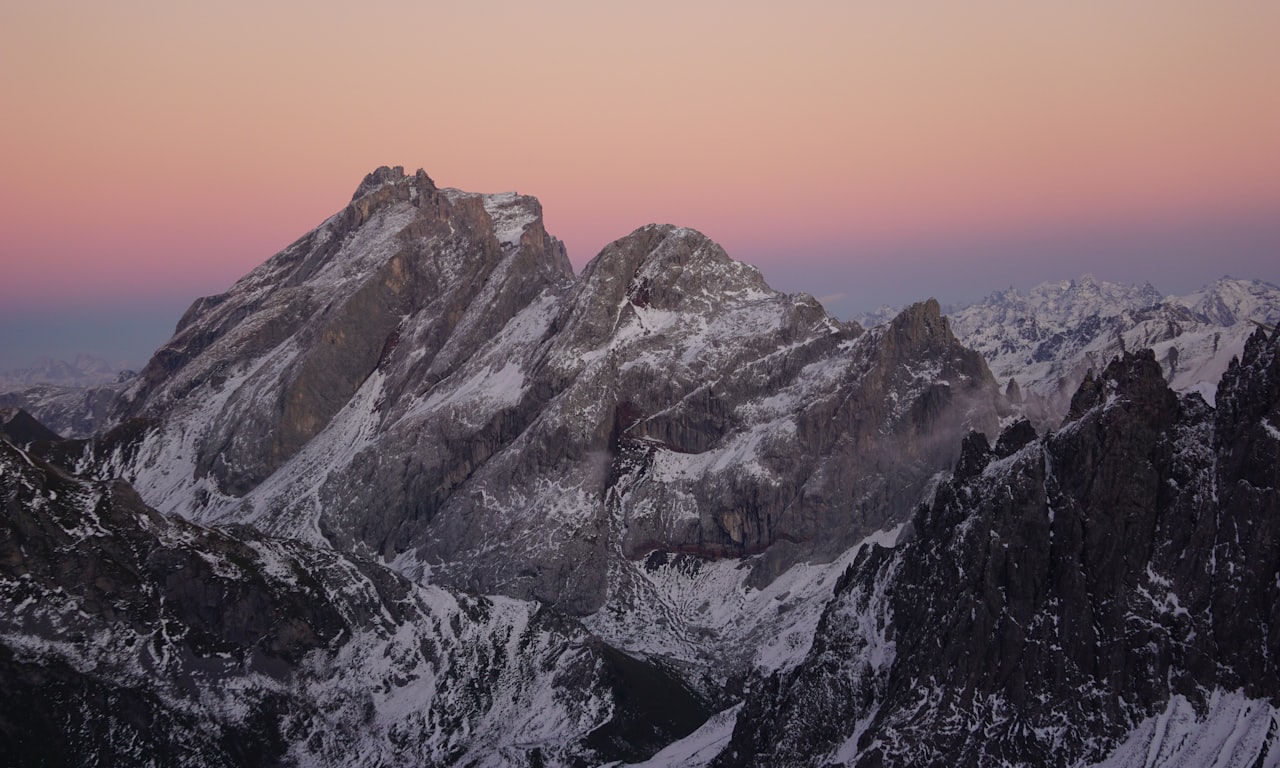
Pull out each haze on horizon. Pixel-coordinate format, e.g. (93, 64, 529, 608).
(2, 1, 1278, 370)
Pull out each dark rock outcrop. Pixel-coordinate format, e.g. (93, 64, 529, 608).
(719, 334, 1280, 767)
(0, 407, 61, 444)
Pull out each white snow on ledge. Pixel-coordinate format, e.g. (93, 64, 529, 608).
(483, 191, 536, 246)
(416, 360, 526, 415)
(618, 704, 742, 768)
(1090, 690, 1279, 768)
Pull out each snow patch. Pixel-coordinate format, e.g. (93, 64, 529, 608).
(1092, 690, 1280, 768)
(623, 704, 742, 768)
(417, 361, 526, 414)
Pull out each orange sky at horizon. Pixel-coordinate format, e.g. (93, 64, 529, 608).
(2, 0, 1279, 320)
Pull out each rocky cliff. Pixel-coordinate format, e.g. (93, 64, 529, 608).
(717, 330, 1280, 767)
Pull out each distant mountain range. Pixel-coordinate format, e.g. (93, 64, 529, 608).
(3, 167, 1277, 766)
(0, 354, 128, 390)
(859, 274, 1280, 428)
(0, 356, 134, 438)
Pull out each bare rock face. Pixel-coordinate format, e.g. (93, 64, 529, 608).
(285, 224, 999, 614)
(605, 293, 999, 583)
(87, 170, 1002, 618)
(720, 334, 1280, 767)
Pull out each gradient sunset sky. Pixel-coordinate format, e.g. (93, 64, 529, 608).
(3, 1, 1279, 369)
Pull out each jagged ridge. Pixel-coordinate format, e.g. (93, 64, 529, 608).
(718, 330, 1280, 767)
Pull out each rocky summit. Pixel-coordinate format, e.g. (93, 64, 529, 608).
(4, 168, 1278, 767)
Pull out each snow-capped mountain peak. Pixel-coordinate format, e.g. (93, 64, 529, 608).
(1172, 275, 1280, 327)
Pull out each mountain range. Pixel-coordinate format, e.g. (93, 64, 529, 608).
(861, 275, 1280, 429)
(0, 356, 135, 439)
(0, 355, 125, 391)
(2, 167, 1277, 767)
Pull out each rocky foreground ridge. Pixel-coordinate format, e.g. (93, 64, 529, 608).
(716, 332, 1280, 767)
(3, 167, 1278, 766)
(0, 439, 705, 767)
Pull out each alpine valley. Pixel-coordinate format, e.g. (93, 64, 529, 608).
(2, 167, 1277, 767)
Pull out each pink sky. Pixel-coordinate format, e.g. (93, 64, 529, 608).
(2, 1, 1279, 366)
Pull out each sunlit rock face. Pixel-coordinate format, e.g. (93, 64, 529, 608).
(84, 168, 1001, 614)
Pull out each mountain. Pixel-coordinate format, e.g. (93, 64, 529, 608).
(7, 167, 1278, 766)
(1175, 275, 1280, 326)
(713, 329, 1280, 766)
(0, 438, 708, 767)
(80, 166, 1001, 626)
(869, 274, 1280, 428)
